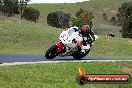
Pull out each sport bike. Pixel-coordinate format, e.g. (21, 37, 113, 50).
(45, 29, 98, 59)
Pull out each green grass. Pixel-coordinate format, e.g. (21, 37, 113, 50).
(92, 28, 132, 58)
(0, 0, 132, 58)
(29, 0, 131, 24)
(0, 16, 62, 54)
(0, 16, 132, 58)
(96, 28, 122, 37)
(0, 61, 132, 88)
(0, 1, 132, 88)
(89, 35, 132, 58)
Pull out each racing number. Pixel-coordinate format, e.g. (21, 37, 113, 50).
(61, 34, 68, 41)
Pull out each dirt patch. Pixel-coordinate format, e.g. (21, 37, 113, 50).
(128, 40, 132, 43)
(97, 24, 121, 30)
(121, 67, 132, 75)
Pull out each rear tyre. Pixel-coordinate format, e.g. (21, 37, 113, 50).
(45, 44, 58, 59)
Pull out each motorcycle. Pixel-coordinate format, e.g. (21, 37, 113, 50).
(45, 29, 98, 60)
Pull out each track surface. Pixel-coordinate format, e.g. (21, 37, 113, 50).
(0, 54, 131, 64)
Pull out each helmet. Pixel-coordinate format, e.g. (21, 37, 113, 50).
(81, 25, 91, 36)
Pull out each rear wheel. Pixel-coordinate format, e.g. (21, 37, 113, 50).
(45, 44, 58, 59)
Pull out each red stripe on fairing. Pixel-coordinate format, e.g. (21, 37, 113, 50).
(56, 42, 64, 52)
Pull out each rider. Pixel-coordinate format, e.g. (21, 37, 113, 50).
(80, 25, 98, 52)
(60, 25, 97, 53)
(81, 25, 96, 41)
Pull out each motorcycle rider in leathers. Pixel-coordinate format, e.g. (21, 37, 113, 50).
(61, 25, 97, 54)
(80, 25, 97, 53)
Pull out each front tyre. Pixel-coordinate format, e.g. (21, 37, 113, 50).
(81, 49, 90, 58)
(45, 44, 58, 59)
(73, 49, 90, 60)
(73, 49, 82, 60)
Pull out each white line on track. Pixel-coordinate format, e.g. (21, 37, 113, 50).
(0, 60, 132, 66)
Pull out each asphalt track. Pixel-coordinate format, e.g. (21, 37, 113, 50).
(0, 54, 132, 64)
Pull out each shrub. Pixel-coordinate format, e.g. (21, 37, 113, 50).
(0, 0, 19, 16)
(71, 17, 83, 28)
(22, 7, 40, 22)
(75, 8, 84, 18)
(47, 11, 70, 28)
(103, 13, 108, 21)
(110, 16, 116, 25)
(71, 9, 94, 28)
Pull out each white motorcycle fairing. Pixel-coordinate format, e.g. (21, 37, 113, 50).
(59, 29, 83, 56)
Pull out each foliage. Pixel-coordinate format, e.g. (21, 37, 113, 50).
(117, 1, 132, 38)
(18, 0, 40, 22)
(0, 0, 39, 22)
(71, 9, 94, 28)
(22, 7, 40, 22)
(0, 0, 19, 16)
(71, 17, 83, 27)
(0, 16, 132, 58)
(102, 13, 108, 21)
(110, 16, 116, 25)
(18, 0, 30, 18)
(47, 11, 70, 28)
(75, 8, 84, 18)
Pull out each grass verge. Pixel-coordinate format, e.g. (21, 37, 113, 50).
(0, 61, 132, 88)
(0, 16, 131, 58)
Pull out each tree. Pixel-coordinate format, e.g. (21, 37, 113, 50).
(0, 0, 40, 22)
(0, 0, 19, 16)
(18, 0, 30, 19)
(75, 8, 84, 18)
(18, 0, 40, 22)
(117, 1, 132, 38)
(71, 9, 94, 28)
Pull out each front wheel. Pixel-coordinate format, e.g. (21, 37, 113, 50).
(73, 48, 82, 60)
(73, 49, 90, 60)
(45, 44, 58, 59)
(81, 49, 90, 58)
